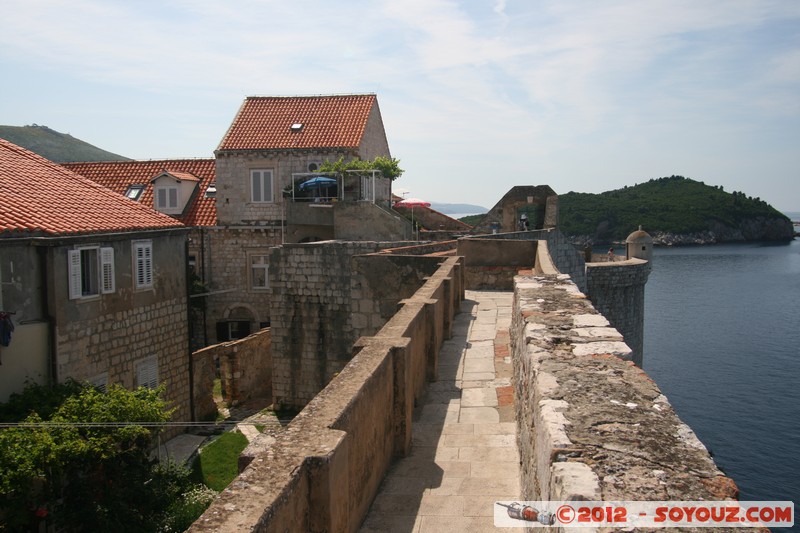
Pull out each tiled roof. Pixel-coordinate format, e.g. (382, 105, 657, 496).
(0, 139, 183, 238)
(154, 170, 200, 183)
(217, 94, 377, 151)
(63, 159, 216, 227)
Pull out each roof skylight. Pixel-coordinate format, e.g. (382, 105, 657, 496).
(290, 123, 304, 131)
(125, 185, 145, 201)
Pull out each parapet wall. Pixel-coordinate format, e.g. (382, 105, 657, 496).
(585, 259, 651, 366)
(268, 241, 449, 409)
(467, 228, 586, 292)
(458, 237, 537, 290)
(189, 257, 464, 533)
(191, 328, 272, 420)
(511, 273, 741, 507)
(269, 241, 381, 409)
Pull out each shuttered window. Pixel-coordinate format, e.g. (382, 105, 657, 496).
(250, 169, 273, 203)
(133, 241, 153, 289)
(100, 247, 115, 293)
(68, 246, 115, 299)
(135, 357, 158, 389)
(155, 187, 178, 209)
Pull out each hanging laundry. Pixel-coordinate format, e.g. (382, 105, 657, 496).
(0, 312, 14, 348)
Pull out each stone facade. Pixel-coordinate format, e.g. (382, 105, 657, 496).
(46, 230, 191, 433)
(1, 229, 191, 434)
(193, 226, 279, 344)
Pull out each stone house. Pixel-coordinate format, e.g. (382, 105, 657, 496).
(62, 159, 216, 347)
(0, 139, 191, 427)
(206, 94, 408, 344)
(65, 94, 407, 346)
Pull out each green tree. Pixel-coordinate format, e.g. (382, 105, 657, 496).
(0, 383, 211, 532)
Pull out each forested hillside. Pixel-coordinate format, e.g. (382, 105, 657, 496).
(0, 124, 128, 162)
(558, 176, 792, 243)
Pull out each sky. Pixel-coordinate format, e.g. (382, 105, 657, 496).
(1, 0, 798, 212)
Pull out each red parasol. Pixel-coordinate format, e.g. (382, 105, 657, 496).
(394, 197, 431, 208)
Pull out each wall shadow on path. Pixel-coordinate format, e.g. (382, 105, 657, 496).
(358, 298, 476, 532)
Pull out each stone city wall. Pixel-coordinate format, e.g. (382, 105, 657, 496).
(191, 328, 272, 421)
(511, 273, 744, 513)
(466, 228, 586, 292)
(332, 201, 409, 242)
(378, 240, 458, 256)
(585, 259, 651, 367)
(269, 241, 456, 410)
(458, 238, 537, 290)
(189, 257, 464, 533)
(268, 241, 382, 409)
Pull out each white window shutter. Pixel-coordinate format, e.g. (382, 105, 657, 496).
(100, 247, 115, 294)
(68, 250, 82, 299)
(135, 242, 153, 288)
(136, 357, 158, 389)
(251, 171, 261, 202)
(169, 188, 178, 208)
(264, 171, 273, 202)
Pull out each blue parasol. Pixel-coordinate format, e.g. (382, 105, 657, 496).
(299, 176, 337, 190)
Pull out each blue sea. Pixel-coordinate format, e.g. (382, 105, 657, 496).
(643, 215, 800, 521)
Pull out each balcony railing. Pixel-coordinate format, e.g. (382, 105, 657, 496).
(288, 170, 384, 204)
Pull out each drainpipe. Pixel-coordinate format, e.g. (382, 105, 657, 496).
(36, 246, 57, 385)
(186, 237, 196, 422)
(200, 227, 208, 346)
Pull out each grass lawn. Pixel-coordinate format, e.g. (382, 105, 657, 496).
(192, 431, 249, 491)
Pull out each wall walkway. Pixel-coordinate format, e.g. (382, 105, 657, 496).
(360, 290, 519, 532)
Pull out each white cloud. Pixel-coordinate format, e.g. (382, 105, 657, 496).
(1, 0, 798, 207)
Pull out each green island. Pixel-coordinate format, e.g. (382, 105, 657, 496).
(462, 176, 793, 244)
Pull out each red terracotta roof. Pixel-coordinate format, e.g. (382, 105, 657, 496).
(217, 94, 377, 151)
(63, 159, 216, 227)
(0, 139, 183, 238)
(154, 170, 200, 183)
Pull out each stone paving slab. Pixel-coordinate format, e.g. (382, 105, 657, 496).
(359, 290, 519, 533)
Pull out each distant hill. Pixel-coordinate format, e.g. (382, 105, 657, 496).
(559, 175, 793, 244)
(0, 125, 129, 162)
(429, 203, 487, 215)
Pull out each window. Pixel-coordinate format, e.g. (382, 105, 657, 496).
(250, 254, 269, 289)
(133, 241, 153, 289)
(204, 182, 216, 198)
(68, 246, 114, 299)
(88, 373, 108, 392)
(125, 185, 145, 201)
(250, 169, 273, 203)
(135, 357, 158, 389)
(216, 321, 251, 342)
(155, 187, 178, 209)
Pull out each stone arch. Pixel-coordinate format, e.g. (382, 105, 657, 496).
(223, 303, 258, 322)
(216, 303, 261, 342)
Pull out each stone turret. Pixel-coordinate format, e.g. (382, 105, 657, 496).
(585, 226, 652, 367)
(626, 225, 653, 261)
